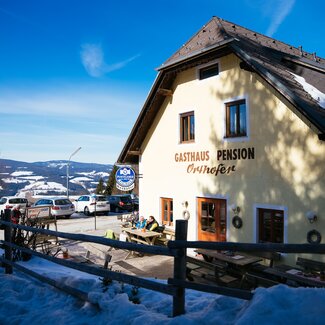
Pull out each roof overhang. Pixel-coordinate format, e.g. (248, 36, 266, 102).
(117, 42, 235, 164)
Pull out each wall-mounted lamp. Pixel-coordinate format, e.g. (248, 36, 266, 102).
(182, 201, 190, 220)
(305, 211, 318, 224)
(182, 201, 189, 208)
(230, 204, 240, 215)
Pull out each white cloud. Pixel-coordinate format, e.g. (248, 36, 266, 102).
(80, 44, 105, 77)
(80, 43, 140, 77)
(0, 85, 144, 118)
(265, 0, 295, 37)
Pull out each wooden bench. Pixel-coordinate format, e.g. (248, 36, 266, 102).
(296, 257, 325, 272)
(248, 251, 281, 268)
(186, 256, 237, 284)
(263, 264, 325, 288)
(240, 272, 280, 289)
(155, 228, 175, 246)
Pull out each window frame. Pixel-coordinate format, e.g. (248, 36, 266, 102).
(180, 111, 195, 143)
(199, 63, 219, 80)
(225, 99, 247, 138)
(258, 208, 284, 244)
(197, 60, 220, 80)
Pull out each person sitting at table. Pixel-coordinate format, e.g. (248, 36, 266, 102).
(146, 216, 159, 231)
(135, 216, 146, 229)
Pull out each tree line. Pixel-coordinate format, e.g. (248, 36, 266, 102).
(95, 165, 118, 195)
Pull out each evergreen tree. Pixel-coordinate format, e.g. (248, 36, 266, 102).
(104, 165, 118, 195)
(96, 177, 104, 194)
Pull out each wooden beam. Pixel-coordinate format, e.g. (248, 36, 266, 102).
(157, 88, 173, 96)
(168, 278, 253, 300)
(127, 150, 141, 156)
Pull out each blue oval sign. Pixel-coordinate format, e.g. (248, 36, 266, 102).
(115, 166, 135, 191)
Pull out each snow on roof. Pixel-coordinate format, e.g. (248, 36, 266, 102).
(292, 73, 325, 109)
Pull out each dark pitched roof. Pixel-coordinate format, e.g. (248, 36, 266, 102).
(118, 16, 325, 164)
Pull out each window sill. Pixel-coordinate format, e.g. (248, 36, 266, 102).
(223, 136, 249, 143)
(180, 140, 195, 144)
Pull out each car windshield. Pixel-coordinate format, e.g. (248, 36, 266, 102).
(119, 196, 131, 203)
(9, 198, 23, 204)
(55, 199, 72, 205)
(0, 198, 7, 204)
(96, 196, 107, 202)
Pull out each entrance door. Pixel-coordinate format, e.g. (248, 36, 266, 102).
(198, 197, 227, 242)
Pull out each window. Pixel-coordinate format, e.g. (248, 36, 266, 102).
(161, 198, 173, 226)
(225, 100, 247, 138)
(258, 208, 284, 243)
(180, 111, 195, 143)
(199, 63, 219, 80)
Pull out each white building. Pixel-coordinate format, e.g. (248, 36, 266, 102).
(118, 17, 325, 264)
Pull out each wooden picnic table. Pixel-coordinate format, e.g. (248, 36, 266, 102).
(196, 249, 262, 267)
(123, 228, 161, 245)
(264, 264, 325, 288)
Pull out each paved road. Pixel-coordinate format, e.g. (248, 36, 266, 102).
(56, 212, 174, 279)
(0, 212, 173, 279)
(56, 212, 124, 236)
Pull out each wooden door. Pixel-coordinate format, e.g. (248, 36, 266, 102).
(198, 197, 227, 242)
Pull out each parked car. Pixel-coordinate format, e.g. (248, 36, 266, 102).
(73, 194, 110, 216)
(32, 197, 75, 219)
(0, 196, 29, 215)
(129, 194, 139, 211)
(107, 194, 134, 213)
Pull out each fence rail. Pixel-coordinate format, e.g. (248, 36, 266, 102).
(1, 209, 324, 317)
(168, 240, 325, 254)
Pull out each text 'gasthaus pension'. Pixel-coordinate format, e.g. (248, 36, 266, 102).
(174, 147, 255, 176)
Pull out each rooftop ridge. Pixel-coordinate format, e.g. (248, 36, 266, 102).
(215, 16, 325, 64)
(163, 16, 324, 69)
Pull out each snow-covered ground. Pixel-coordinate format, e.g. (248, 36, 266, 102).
(10, 171, 34, 177)
(0, 255, 325, 324)
(0, 215, 325, 324)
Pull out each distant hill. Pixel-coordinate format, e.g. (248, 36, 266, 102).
(0, 159, 113, 197)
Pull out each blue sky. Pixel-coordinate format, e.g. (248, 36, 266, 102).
(0, 0, 324, 164)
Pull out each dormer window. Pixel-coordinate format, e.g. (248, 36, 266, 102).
(199, 63, 219, 80)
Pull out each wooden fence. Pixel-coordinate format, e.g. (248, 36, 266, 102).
(1, 209, 325, 317)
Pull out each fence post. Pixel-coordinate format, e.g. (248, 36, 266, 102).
(4, 209, 13, 274)
(172, 219, 188, 317)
